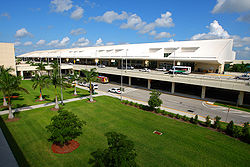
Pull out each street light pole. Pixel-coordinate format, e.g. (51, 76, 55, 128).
(225, 106, 230, 122)
(120, 58, 123, 101)
(173, 51, 175, 75)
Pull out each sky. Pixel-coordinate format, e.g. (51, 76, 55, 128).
(0, 0, 250, 59)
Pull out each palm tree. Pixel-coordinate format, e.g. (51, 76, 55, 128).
(35, 61, 46, 75)
(0, 72, 29, 119)
(0, 66, 14, 106)
(32, 74, 50, 101)
(80, 68, 99, 102)
(68, 71, 80, 96)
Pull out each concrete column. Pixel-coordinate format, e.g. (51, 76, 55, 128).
(129, 77, 132, 86)
(237, 91, 244, 106)
(20, 71, 24, 80)
(201, 86, 206, 99)
(171, 82, 175, 94)
(218, 63, 225, 74)
(147, 79, 151, 89)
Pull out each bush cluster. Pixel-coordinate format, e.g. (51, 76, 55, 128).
(121, 100, 250, 144)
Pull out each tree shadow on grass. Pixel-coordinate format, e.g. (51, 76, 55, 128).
(34, 95, 53, 102)
(65, 90, 89, 97)
(0, 116, 30, 167)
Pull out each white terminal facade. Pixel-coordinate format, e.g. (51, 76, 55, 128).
(17, 39, 235, 73)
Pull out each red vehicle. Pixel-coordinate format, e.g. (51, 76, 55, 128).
(98, 76, 109, 83)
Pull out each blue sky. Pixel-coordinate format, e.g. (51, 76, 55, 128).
(0, 0, 249, 59)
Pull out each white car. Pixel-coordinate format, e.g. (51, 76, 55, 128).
(139, 68, 151, 72)
(108, 88, 122, 94)
(88, 83, 98, 89)
(155, 67, 167, 71)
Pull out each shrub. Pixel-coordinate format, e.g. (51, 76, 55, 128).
(213, 116, 221, 129)
(139, 104, 144, 109)
(205, 116, 211, 127)
(193, 115, 199, 124)
(129, 101, 134, 106)
(182, 115, 189, 121)
(226, 121, 234, 136)
(175, 114, 181, 119)
(241, 122, 250, 143)
(134, 103, 139, 108)
(148, 90, 162, 110)
(46, 109, 86, 145)
(168, 113, 175, 118)
(162, 111, 167, 115)
(232, 126, 242, 138)
(155, 108, 161, 113)
(89, 132, 138, 167)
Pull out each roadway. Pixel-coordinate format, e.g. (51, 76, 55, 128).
(96, 82, 250, 125)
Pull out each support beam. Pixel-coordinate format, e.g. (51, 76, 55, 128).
(20, 71, 24, 80)
(129, 77, 131, 86)
(147, 79, 151, 89)
(237, 91, 244, 106)
(171, 82, 175, 94)
(201, 86, 206, 99)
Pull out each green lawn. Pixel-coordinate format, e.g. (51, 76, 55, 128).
(0, 80, 89, 111)
(1, 96, 250, 167)
(214, 102, 250, 113)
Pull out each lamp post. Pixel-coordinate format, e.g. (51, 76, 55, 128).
(173, 51, 175, 75)
(120, 57, 123, 101)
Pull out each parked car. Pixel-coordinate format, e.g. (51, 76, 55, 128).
(78, 82, 89, 87)
(108, 88, 121, 94)
(117, 66, 134, 70)
(235, 73, 250, 80)
(98, 64, 106, 68)
(167, 66, 191, 74)
(88, 83, 98, 89)
(155, 67, 167, 71)
(139, 68, 151, 72)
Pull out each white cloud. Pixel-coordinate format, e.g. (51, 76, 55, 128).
(91, 11, 128, 23)
(154, 32, 172, 40)
(95, 38, 104, 46)
(50, 0, 73, 13)
(154, 11, 174, 27)
(48, 37, 70, 47)
(212, 0, 250, 13)
(168, 39, 174, 42)
(70, 28, 86, 35)
(72, 37, 89, 47)
(237, 13, 250, 23)
(1, 12, 10, 19)
(70, 6, 84, 20)
(191, 20, 230, 40)
(36, 40, 46, 45)
(120, 14, 146, 30)
(23, 41, 33, 46)
(14, 41, 21, 46)
(15, 28, 33, 38)
(149, 30, 156, 36)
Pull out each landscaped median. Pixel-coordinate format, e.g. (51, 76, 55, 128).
(0, 96, 249, 167)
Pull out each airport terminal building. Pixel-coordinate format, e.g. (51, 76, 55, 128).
(17, 39, 235, 73)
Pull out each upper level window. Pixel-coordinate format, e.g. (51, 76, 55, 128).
(181, 47, 199, 52)
(164, 53, 171, 57)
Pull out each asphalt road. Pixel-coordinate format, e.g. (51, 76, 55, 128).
(96, 82, 250, 125)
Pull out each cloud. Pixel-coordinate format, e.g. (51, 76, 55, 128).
(72, 37, 90, 47)
(14, 41, 21, 46)
(212, 0, 250, 13)
(70, 28, 86, 35)
(23, 41, 33, 46)
(95, 38, 104, 46)
(48, 37, 70, 47)
(154, 32, 172, 40)
(1, 12, 10, 19)
(50, 0, 73, 13)
(84, 0, 96, 8)
(91, 11, 128, 23)
(154, 11, 174, 27)
(237, 13, 250, 23)
(120, 14, 146, 30)
(36, 40, 46, 45)
(244, 46, 250, 51)
(191, 20, 230, 40)
(106, 42, 114, 46)
(71, 6, 84, 20)
(15, 28, 33, 38)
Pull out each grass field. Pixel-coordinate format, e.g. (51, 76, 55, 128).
(0, 80, 89, 111)
(1, 96, 250, 167)
(214, 102, 250, 113)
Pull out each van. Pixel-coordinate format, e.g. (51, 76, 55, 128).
(168, 66, 191, 74)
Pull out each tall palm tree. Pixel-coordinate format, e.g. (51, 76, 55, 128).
(32, 74, 50, 101)
(35, 61, 46, 75)
(0, 73, 29, 119)
(68, 71, 80, 96)
(80, 68, 99, 102)
(0, 66, 14, 106)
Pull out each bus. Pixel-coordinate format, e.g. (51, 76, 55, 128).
(98, 76, 109, 83)
(168, 66, 191, 74)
